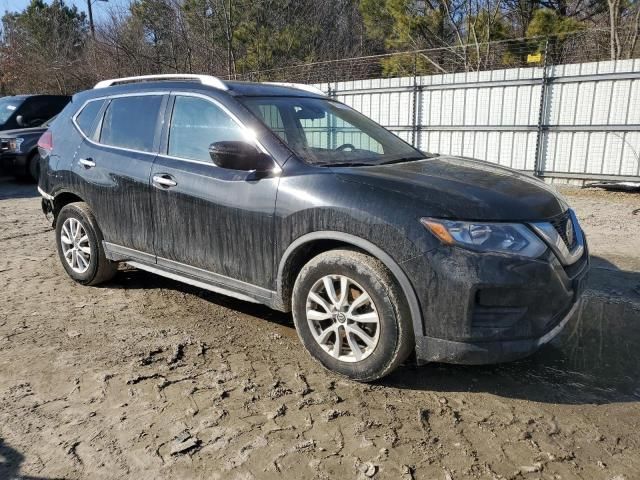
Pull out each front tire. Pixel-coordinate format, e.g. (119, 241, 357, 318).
(292, 249, 414, 382)
(55, 202, 117, 286)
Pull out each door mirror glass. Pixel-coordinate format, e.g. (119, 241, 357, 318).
(209, 141, 273, 172)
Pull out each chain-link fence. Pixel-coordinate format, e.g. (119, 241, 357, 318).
(232, 29, 624, 84)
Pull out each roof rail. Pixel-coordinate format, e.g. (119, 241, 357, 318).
(262, 82, 327, 96)
(94, 74, 228, 90)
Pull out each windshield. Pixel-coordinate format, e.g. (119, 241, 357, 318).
(240, 96, 424, 166)
(0, 97, 22, 125)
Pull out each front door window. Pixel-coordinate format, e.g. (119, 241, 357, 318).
(168, 95, 248, 162)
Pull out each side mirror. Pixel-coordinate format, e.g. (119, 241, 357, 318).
(16, 115, 25, 127)
(209, 141, 273, 172)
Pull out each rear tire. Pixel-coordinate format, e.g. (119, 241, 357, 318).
(16, 152, 40, 183)
(28, 151, 40, 182)
(292, 249, 414, 382)
(55, 202, 117, 286)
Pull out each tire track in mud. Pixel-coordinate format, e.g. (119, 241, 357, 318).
(0, 181, 639, 479)
(0, 228, 51, 242)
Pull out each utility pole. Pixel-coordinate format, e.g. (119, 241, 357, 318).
(87, 0, 95, 40)
(87, 0, 108, 41)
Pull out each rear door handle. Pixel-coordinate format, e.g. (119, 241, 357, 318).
(79, 158, 96, 168)
(152, 174, 177, 188)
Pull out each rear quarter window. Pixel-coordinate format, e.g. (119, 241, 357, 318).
(99, 95, 163, 152)
(75, 100, 105, 138)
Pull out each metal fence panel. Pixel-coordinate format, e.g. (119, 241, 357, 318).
(315, 58, 640, 183)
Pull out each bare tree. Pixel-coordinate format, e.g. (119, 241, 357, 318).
(608, 0, 622, 59)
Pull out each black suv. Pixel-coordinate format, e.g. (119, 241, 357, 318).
(38, 75, 589, 381)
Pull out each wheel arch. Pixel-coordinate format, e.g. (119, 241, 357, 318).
(276, 231, 424, 338)
(52, 190, 85, 223)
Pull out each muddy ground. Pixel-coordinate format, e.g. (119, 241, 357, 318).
(0, 179, 639, 480)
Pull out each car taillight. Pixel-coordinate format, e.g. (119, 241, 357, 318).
(38, 130, 53, 154)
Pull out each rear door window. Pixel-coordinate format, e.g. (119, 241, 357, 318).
(18, 98, 54, 126)
(75, 100, 105, 138)
(36, 96, 70, 120)
(99, 95, 163, 152)
(167, 95, 247, 162)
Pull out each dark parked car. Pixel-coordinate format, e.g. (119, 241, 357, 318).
(0, 95, 70, 131)
(0, 116, 56, 181)
(37, 74, 589, 381)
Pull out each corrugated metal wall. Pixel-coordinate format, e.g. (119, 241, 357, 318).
(315, 59, 640, 183)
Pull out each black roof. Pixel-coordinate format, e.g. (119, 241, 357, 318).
(224, 81, 325, 97)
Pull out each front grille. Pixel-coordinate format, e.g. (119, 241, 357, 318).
(549, 210, 576, 250)
(0, 138, 8, 151)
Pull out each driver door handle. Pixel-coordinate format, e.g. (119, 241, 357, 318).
(79, 158, 96, 168)
(152, 174, 178, 188)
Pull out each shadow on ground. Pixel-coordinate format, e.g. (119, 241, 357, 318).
(0, 438, 63, 480)
(384, 257, 640, 405)
(0, 178, 38, 200)
(384, 288, 639, 405)
(111, 256, 640, 406)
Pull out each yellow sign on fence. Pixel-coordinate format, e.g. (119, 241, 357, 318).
(527, 53, 543, 63)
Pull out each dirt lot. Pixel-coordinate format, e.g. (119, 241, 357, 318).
(0, 180, 639, 480)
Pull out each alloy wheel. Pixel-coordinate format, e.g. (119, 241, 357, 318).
(60, 217, 91, 274)
(305, 274, 380, 363)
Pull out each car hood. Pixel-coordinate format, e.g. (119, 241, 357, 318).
(0, 127, 47, 138)
(332, 156, 568, 221)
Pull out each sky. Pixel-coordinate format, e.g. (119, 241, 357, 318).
(1, 0, 132, 21)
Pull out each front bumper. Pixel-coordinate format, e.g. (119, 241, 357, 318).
(404, 240, 589, 365)
(414, 299, 581, 364)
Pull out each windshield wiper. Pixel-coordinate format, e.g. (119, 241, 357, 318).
(380, 156, 430, 165)
(315, 162, 373, 167)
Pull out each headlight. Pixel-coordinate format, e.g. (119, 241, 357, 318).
(421, 218, 547, 258)
(8, 137, 24, 153)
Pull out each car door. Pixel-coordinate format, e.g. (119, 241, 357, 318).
(150, 92, 279, 293)
(73, 93, 167, 256)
